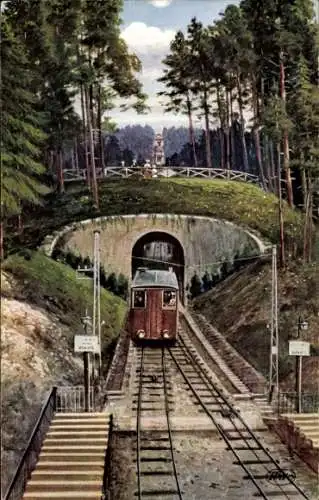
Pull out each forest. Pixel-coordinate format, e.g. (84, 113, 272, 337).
(1, 0, 318, 263)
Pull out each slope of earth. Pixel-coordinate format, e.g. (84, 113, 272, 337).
(6, 178, 304, 255)
(192, 259, 319, 391)
(1, 250, 126, 492)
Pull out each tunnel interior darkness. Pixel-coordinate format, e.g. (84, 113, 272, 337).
(131, 231, 185, 300)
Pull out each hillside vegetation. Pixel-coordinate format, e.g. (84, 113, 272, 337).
(7, 179, 304, 254)
(1, 251, 126, 491)
(192, 259, 319, 391)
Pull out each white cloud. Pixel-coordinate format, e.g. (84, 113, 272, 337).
(148, 0, 173, 7)
(121, 22, 175, 54)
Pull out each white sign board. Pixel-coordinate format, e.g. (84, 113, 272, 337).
(74, 335, 99, 353)
(289, 340, 310, 356)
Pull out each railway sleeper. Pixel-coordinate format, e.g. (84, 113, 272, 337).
(134, 489, 180, 497)
(134, 457, 172, 462)
(233, 459, 274, 465)
(253, 491, 302, 497)
(140, 471, 173, 476)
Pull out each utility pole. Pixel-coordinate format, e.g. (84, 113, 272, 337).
(269, 245, 279, 405)
(93, 230, 102, 376)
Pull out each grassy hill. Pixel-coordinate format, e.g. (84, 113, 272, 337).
(192, 259, 319, 391)
(2, 250, 126, 353)
(1, 251, 126, 491)
(6, 178, 304, 255)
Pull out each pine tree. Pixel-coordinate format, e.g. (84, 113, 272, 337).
(1, 19, 49, 257)
(158, 31, 198, 166)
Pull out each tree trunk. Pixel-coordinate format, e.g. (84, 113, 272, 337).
(85, 86, 99, 209)
(230, 88, 236, 169)
(303, 171, 313, 263)
(97, 84, 106, 171)
(236, 70, 249, 172)
(58, 149, 65, 193)
(216, 83, 225, 169)
(203, 87, 212, 169)
(277, 142, 285, 267)
(225, 89, 231, 170)
(253, 126, 266, 189)
(186, 92, 198, 167)
(0, 222, 3, 261)
(279, 53, 293, 206)
(74, 137, 80, 175)
(81, 83, 90, 189)
(269, 139, 276, 194)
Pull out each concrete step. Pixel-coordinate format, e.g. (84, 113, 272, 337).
(36, 462, 104, 469)
(53, 413, 108, 418)
(47, 431, 109, 438)
(44, 437, 108, 444)
(41, 445, 107, 451)
(31, 471, 104, 481)
(38, 453, 105, 462)
(50, 424, 108, 430)
(25, 480, 101, 492)
(24, 492, 101, 498)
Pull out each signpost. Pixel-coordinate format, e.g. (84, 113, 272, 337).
(288, 341, 310, 357)
(74, 335, 99, 353)
(289, 317, 310, 413)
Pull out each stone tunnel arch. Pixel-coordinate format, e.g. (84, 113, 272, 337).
(131, 231, 185, 303)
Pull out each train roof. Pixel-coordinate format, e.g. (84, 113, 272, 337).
(132, 268, 179, 289)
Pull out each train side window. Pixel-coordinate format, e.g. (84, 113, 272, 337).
(162, 290, 176, 309)
(133, 290, 146, 308)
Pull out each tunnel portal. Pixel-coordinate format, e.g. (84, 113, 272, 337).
(131, 231, 185, 301)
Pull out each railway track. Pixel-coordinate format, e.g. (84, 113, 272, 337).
(134, 347, 183, 499)
(168, 334, 310, 500)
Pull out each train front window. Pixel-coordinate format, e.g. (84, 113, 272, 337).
(133, 290, 146, 308)
(162, 290, 176, 309)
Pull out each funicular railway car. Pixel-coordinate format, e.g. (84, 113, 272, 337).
(128, 268, 179, 344)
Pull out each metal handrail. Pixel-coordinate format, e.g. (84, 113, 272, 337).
(3, 387, 57, 500)
(101, 414, 114, 500)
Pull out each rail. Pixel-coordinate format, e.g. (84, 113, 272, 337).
(3, 387, 57, 500)
(63, 166, 262, 186)
(169, 334, 309, 499)
(278, 392, 319, 414)
(135, 347, 182, 499)
(102, 414, 114, 500)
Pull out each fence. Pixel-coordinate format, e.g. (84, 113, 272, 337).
(3, 387, 57, 500)
(278, 392, 319, 414)
(55, 385, 96, 413)
(63, 166, 262, 186)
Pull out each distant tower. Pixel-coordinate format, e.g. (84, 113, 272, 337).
(152, 132, 165, 165)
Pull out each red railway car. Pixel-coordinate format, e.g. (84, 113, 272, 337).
(128, 268, 179, 344)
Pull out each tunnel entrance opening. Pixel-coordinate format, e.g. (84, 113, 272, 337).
(131, 231, 185, 303)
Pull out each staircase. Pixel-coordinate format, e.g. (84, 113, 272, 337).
(282, 413, 319, 449)
(23, 412, 110, 499)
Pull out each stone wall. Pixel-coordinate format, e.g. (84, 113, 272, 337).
(43, 214, 268, 289)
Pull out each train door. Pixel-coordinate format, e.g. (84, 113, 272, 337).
(147, 289, 161, 339)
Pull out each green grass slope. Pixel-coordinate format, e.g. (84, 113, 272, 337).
(6, 178, 304, 254)
(192, 259, 319, 391)
(2, 250, 126, 351)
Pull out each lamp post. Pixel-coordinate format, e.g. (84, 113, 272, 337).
(81, 313, 92, 412)
(295, 316, 308, 413)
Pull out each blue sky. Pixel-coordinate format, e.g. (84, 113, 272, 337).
(112, 0, 240, 130)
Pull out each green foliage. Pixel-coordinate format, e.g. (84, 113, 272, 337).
(5, 178, 305, 256)
(2, 251, 126, 347)
(190, 273, 202, 298)
(1, 19, 49, 218)
(52, 248, 129, 300)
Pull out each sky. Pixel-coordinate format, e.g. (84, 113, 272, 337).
(111, 0, 241, 131)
